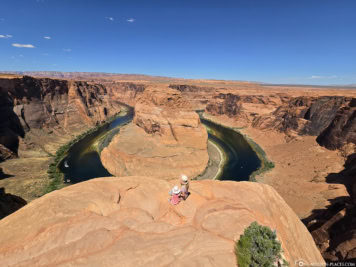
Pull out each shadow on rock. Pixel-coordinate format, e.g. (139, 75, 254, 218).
(0, 187, 27, 220)
(303, 153, 356, 263)
(0, 90, 26, 162)
(0, 168, 14, 180)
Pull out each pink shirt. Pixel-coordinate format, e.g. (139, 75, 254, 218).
(170, 193, 181, 205)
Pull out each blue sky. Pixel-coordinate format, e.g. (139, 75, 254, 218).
(1, 0, 356, 85)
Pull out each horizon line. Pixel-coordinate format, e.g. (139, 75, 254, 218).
(0, 70, 355, 88)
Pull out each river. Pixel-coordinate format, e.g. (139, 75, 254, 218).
(59, 106, 261, 183)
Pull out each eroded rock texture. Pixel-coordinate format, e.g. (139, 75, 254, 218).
(206, 93, 243, 117)
(204, 91, 290, 125)
(101, 86, 209, 180)
(0, 177, 324, 266)
(105, 82, 146, 106)
(0, 76, 121, 160)
(170, 84, 217, 110)
(253, 96, 352, 136)
(317, 98, 356, 150)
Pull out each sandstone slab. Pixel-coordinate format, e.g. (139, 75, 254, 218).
(0, 177, 324, 266)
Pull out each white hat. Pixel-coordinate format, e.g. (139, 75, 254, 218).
(172, 185, 181, 194)
(181, 174, 188, 184)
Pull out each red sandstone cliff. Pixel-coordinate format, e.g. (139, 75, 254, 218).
(0, 76, 121, 161)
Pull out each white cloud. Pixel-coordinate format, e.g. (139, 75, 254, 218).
(0, 34, 12, 38)
(126, 18, 135, 23)
(19, 54, 24, 57)
(12, 43, 35, 48)
(62, 48, 71, 52)
(106, 17, 114, 21)
(41, 53, 49, 56)
(310, 75, 337, 79)
(43, 36, 51, 40)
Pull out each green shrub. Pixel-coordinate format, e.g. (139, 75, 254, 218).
(266, 161, 275, 169)
(235, 222, 288, 267)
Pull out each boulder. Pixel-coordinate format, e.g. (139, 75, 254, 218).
(0, 177, 324, 266)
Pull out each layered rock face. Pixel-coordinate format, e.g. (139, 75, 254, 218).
(205, 91, 289, 124)
(0, 76, 121, 160)
(101, 86, 209, 180)
(317, 98, 356, 150)
(105, 82, 146, 106)
(206, 93, 243, 117)
(169, 84, 217, 110)
(0, 177, 324, 266)
(252, 96, 352, 136)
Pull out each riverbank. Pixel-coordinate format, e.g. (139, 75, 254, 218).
(195, 139, 226, 181)
(201, 113, 271, 181)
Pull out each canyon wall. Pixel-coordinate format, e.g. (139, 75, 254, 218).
(317, 98, 356, 150)
(252, 96, 352, 136)
(0, 75, 121, 161)
(169, 84, 217, 109)
(105, 81, 146, 106)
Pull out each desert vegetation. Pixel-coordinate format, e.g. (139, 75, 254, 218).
(235, 221, 288, 267)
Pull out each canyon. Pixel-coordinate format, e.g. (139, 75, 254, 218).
(101, 85, 209, 180)
(0, 72, 355, 264)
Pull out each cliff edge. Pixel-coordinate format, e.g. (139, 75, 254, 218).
(0, 177, 324, 266)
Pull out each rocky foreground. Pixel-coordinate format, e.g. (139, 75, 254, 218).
(0, 177, 324, 266)
(101, 86, 209, 180)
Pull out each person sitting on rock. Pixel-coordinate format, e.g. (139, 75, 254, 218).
(180, 174, 190, 200)
(168, 185, 181, 205)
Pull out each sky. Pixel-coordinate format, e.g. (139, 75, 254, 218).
(0, 0, 356, 85)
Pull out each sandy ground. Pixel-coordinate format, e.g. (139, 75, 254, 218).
(196, 140, 224, 181)
(203, 114, 348, 219)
